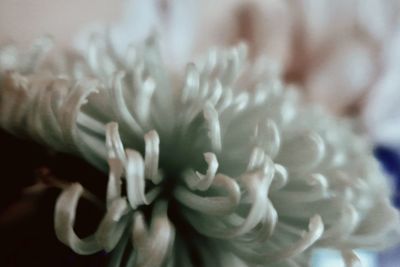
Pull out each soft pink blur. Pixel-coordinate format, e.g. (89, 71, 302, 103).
(192, 0, 400, 146)
(0, 0, 121, 47)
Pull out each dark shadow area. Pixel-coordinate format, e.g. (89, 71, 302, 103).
(0, 128, 109, 267)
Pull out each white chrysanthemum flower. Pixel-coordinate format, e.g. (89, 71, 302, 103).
(0, 37, 399, 267)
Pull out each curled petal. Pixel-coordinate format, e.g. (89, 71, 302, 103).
(219, 44, 247, 85)
(203, 101, 222, 152)
(199, 48, 218, 76)
(144, 130, 160, 184)
(125, 149, 148, 209)
(110, 71, 143, 135)
(257, 200, 279, 242)
(106, 158, 123, 206)
(96, 198, 130, 252)
(182, 63, 200, 103)
(58, 80, 98, 147)
(32, 79, 65, 148)
(232, 92, 249, 113)
(254, 119, 281, 158)
(233, 215, 324, 265)
(186, 152, 218, 191)
(320, 204, 359, 245)
(277, 131, 326, 172)
(186, 171, 272, 238)
(216, 86, 233, 113)
(106, 122, 126, 162)
(175, 174, 240, 215)
(344, 199, 400, 249)
(134, 77, 156, 123)
(208, 80, 223, 106)
(108, 230, 131, 267)
(270, 164, 288, 190)
(132, 212, 148, 248)
(132, 201, 175, 267)
(222, 172, 273, 237)
(273, 174, 330, 203)
(262, 215, 324, 264)
(77, 112, 105, 136)
(238, 199, 279, 244)
(247, 147, 266, 171)
(307, 174, 329, 195)
(54, 183, 102, 255)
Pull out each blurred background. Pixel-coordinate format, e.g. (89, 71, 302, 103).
(1, 0, 400, 266)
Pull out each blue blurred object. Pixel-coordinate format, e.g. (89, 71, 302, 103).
(374, 146, 400, 207)
(374, 146, 400, 267)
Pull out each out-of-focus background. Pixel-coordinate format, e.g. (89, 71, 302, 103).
(0, 0, 120, 47)
(1, 0, 400, 266)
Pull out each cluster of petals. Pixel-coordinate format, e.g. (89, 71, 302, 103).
(0, 36, 399, 267)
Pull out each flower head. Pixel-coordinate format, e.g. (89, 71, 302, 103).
(0, 37, 399, 267)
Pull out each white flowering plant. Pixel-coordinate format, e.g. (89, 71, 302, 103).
(0, 36, 399, 267)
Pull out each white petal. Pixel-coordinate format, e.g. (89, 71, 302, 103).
(96, 198, 130, 251)
(144, 130, 160, 184)
(175, 173, 240, 215)
(203, 101, 222, 152)
(106, 122, 126, 162)
(125, 149, 148, 209)
(54, 183, 102, 255)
